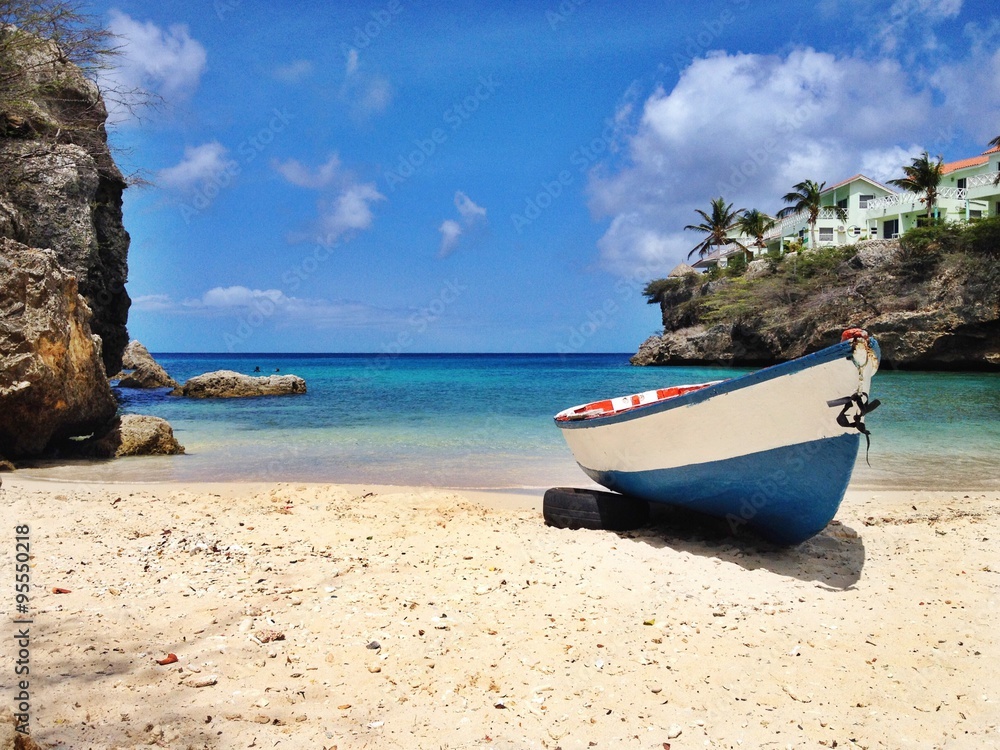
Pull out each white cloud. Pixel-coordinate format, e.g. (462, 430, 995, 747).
(103, 11, 207, 121)
(859, 145, 925, 184)
(273, 154, 342, 189)
(438, 219, 463, 257)
(345, 49, 360, 76)
(340, 48, 393, 119)
(455, 191, 487, 222)
(198, 286, 283, 308)
(928, 21, 1000, 143)
(130, 294, 173, 312)
(274, 59, 314, 83)
(588, 48, 934, 274)
(135, 287, 405, 329)
(272, 155, 385, 243)
(879, 0, 963, 57)
(317, 183, 385, 239)
(158, 142, 233, 192)
(438, 191, 487, 256)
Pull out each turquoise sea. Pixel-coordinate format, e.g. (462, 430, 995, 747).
(21, 353, 1000, 490)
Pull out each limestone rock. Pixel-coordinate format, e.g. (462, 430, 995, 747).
(744, 259, 772, 280)
(633, 240, 1000, 369)
(115, 340, 177, 388)
(0, 35, 131, 375)
(172, 370, 307, 398)
(853, 239, 901, 270)
(77, 414, 185, 458)
(0, 239, 117, 458)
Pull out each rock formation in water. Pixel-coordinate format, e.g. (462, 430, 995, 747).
(115, 340, 178, 388)
(632, 238, 1000, 370)
(172, 370, 307, 398)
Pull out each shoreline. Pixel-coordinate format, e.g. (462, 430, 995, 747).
(2, 476, 998, 748)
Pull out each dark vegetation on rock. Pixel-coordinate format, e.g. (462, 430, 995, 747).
(633, 221, 1000, 370)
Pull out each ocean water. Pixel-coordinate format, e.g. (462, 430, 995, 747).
(20, 353, 1000, 490)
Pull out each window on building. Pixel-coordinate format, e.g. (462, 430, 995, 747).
(883, 219, 899, 239)
(819, 227, 834, 242)
(836, 198, 848, 210)
(859, 194, 875, 208)
(957, 178, 967, 189)
(970, 210, 983, 219)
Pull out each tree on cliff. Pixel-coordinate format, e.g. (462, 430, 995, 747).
(0, 1, 148, 183)
(684, 197, 746, 261)
(887, 151, 944, 223)
(779, 179, 846, 251)
(735, 209, 776, 260)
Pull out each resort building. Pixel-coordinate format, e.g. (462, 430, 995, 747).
(693, 145, 1000, 271)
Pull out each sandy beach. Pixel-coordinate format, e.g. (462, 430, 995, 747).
(2, 477, 998, 750)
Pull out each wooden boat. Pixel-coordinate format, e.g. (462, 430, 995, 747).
(553, 329, 881, 544)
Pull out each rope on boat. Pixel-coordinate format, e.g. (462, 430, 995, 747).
(830, 329, 881, 466)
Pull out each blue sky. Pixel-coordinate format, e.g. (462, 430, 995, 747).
(94, 0, 999, 353)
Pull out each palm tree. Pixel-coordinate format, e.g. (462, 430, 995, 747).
(887, 151, 944, 223)
(684, 197, 745, 261)
(780, 179, 846, 250)
(735, 209, 776, 259)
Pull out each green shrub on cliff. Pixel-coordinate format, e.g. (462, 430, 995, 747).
(964, 215, 1000, 256)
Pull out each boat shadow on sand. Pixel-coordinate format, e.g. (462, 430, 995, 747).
(620, 505, 865, 591)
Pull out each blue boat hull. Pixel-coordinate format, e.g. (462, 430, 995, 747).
(582, 433, 861, 545)
(555, 333, 881, 545)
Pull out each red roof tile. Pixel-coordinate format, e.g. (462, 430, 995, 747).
(942, 146, 999, 174)
(942, 154, 989, 174)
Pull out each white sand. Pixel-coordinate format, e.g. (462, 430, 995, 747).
(2, 477, 998, 749)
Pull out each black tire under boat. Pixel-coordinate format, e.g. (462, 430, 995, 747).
(542, 487, 649, 531)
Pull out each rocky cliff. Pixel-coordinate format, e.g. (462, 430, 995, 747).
(0, 30, 133, 462)
(632, 237, 1000, 370)
(0, 239, 117, 458)
(0, 35, 130, 375)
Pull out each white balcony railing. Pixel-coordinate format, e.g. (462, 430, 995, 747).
(763, 206, 846, 240)
(967, 172, 999, 189)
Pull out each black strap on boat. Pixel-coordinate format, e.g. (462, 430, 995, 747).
(827, 394, 881, 466)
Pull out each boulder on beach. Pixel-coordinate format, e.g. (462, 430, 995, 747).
(72, 414, 185, 458)
(114, 340, 177, 388)
(171, 370, 307, 398)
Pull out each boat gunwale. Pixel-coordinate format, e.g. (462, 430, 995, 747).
(555, 337, 879, 430)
